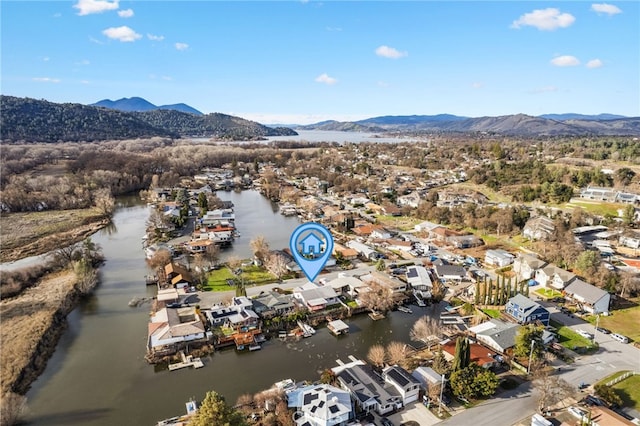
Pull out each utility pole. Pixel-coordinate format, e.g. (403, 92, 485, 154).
(438, 374, 447, 416)
(527, 339, 535, 374)
(593, 313, 600, 343)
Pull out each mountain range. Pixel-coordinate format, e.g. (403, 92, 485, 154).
(297, 113, 640, 136)
(92, 97, 204, 115)
(0, 96, 297, 143)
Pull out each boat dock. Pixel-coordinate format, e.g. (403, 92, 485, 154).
(327, 319, 350, 336)
(168, 352, 204, 371)
(297, 321, 316, 337)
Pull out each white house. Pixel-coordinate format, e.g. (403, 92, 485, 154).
(382, 366, 421, 404)
(411, 366, 442, 394)
(513, 254, 548, 282)
(535, 265, 576, 290)
(147, 307, 206, 354)
(405, 265, 433, 295)
(346, 240, 377, 260)
(469, 319, 521, 353)
(563, 279, 610, 314)
(523, 216, 556, 241)
(484, 249, 515, 267)
(286, 384, 353, 426)
(293, 282, 340, 311)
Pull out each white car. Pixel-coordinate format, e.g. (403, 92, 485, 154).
(611, 333, 629, 343)
(577, 329, 594, 339)
(568, 406, 588, 419)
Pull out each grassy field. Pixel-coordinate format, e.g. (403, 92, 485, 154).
(563, 200, 624, 217)
(203, 265, 277, 292)
(550, 319, 598, 354)
(535, 288, 563, 299)
(612, 375, 640, 410)
(585, 304, 640, 343)
(375, 215, 422, 231)
(482, 308, 501, 319)
(0, 208, 108, 262)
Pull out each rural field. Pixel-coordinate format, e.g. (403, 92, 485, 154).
(0, 208, 108, 263)
(587, 302, 640, 343)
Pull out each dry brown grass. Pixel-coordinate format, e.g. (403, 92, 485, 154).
(0, 208, 108, 262)
(0, 270, 78, 395)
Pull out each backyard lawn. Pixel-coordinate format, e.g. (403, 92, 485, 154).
(203, 265, 278, 292)
(482, 308, 501, 319)
(550, 319, 598, 354)
(612, 375, 640, 410)
(585, 304, 640, 343)
(535, 288, 563, 299)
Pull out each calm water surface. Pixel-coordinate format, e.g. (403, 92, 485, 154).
(24, 192, 435, 426)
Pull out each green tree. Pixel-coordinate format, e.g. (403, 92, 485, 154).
(189, 391, 247, 426)
(594, 384, 623, 407)
(432, 348, 450, 376)
(197, 192, 208, 211)
(622, 204, 636, 226)
(450, 364, 499, 400)
(513, 324, 545, 361)
(574, 250, 600, 276)
(452, 336, 470, 372)
(375, 259, 385, 272)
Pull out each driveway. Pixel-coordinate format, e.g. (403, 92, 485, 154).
(385, 402, 441, 426)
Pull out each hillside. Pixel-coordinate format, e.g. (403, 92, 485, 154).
(0, 96, 298, 142)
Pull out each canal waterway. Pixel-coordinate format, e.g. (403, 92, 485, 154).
(24, 191, 437, 426)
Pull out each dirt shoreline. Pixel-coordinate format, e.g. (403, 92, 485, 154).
(0, 218, 110, 264)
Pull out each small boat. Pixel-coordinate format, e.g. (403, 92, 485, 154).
(397, 306, 413, 314)
(297, 321, 316, 337)
(249, 344, 261, 351)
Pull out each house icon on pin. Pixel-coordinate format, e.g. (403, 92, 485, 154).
(299, 233, 324, 256)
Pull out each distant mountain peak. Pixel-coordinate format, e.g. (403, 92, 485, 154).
(92, 97, 203, 115)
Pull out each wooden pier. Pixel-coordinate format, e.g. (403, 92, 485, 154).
(168, 351, 204, 371)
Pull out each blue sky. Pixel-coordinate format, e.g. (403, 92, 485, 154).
(2, 1, 638, 124)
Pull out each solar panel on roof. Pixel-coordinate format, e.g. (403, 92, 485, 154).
(329, 405, 339, 414)
(407, 268, 418, 278)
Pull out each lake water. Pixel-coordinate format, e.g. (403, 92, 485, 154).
(23, 191, 436, 425)
(266, 130, 427, 144)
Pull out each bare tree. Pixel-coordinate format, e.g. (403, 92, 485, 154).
(386, 341, 407, 366)
(147, 249, 172, 270)
(265, 252, 289, 280)
(92, 187, 115, 216)
(532, 365, 576, 413)
(204, 244, 220, 267)
(0, 392, 27, 426)
(226, 256, 242, 271)
(409, 315, 441, 349)
(427, 382, 442, 405)
(367, 344, 386, 368)
(250, 235, 270, 264)
(358, 282, 395, 314)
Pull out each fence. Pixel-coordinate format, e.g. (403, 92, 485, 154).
(605, 371, 638, 387)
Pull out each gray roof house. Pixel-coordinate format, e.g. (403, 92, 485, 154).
(286, 384, 353, 426)
(505, 294, 550, 326)
(251, 291, 295, 318)
(535, 264, 576, 290)
(382, 366, 421, 404)
(469, 319, 521, 353)
(564, 279, 611, 314)
(434, 264, 467, 281)
(411, 366, 442, 392)
(331, 359, 403, 415)
(523, 216, 556, 241)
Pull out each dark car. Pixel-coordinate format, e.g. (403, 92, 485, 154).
(595, 327, 611, 334)
(439, 394, 452, 406)
(584, 395, 605, 406)
(380, 417, 394, 426)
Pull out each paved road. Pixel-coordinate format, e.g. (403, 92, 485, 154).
(438, 383, 537, 426)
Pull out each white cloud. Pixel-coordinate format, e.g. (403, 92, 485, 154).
(74, 0, 119, 16)
(42, 56, 50, 62)
(175, 42, 189, 51)
(53, 13, 62, 18)
(118, 8, 134, 18)
(591, 3, 622, 15)
(147, 34, 164, 41)
(472, 82, 484, 89)
(529, 85, 559, 94)
(375, 45, 408, 59)
(511, 8, 575, 30)
(102, 26, 141, 42)
(586, 58, 604, 68)
(81, 80, 90, 84)
(33, 77, 61, 83)
(551, 55, 580, 67)
(75, 59, 90, 65)
(89, 36, 104, 44)
(315, 73, 337, 85)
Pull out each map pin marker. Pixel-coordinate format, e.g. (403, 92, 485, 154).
(289, 222, 334, 283)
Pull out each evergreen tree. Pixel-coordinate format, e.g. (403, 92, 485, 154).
(189, 391, 247, 426)
(487, 280, 493, 306)
(452, 337, 470, 372)
(197, 192, 208, 211)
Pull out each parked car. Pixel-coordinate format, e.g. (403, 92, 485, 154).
(380, 417, 394, 426)
(577, 329, 594, 339)
(584, 395, 605, 406)
(568, 406, 588, 419)
(595, 327, 610, 334)
(611, 333, 629, 343)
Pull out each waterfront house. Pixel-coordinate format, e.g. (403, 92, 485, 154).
(411, 366, 443, 394)
(382, 366, 421, 404)
(332, 359, 403, 415)
(468, 319, 521, 354)
(206, 297, 259, 330)
(513, 254, 548, 282)
(286, 384, 353, 426)
(148, 306, 207, 355)
(360, 272, 407, 293)
(441, 339, 498, 369)
(293, 282, 340, 311)
(251, 291, 295, 318)
(433, 264, 467, 282)
(405, 265, 433, 296)
(505, 294, 550, 326)
(563, 279, 610, 314)
(325, 275, 366, 297)
(484, 249, 515, 268)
